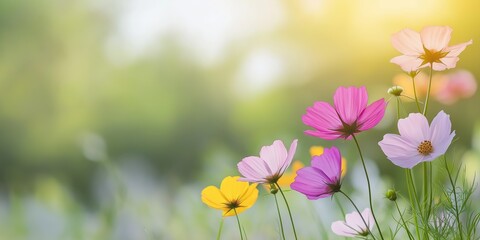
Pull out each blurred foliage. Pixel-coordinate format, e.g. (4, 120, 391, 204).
(0, 0, 479, 231)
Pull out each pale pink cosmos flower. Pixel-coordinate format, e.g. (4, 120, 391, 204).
(331, 208, 374, 238)
(302, 86, 386, 140)
(435, 70, 477, 105)
(237, 139, 298, 184)
(391, 26, 472, 72)
(379, 111, 455, 169)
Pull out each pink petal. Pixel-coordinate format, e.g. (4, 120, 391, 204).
(279, 139, 298, 174)
(420, 26, 452, 51)
(379, 134, 423, 168)
(302, 101, 343, 138)
(260, 140, 287, 176)
(331, 221, 357, 237)
(358, 98, 386, 131)
(445, 40, 473, 57)
(290, 167, 332, 200)
(311, 147, 341, 181)
(237, 156, 270, 182)
(304, 129, 343, 140)
(432, 61, 451, 71)
(391, 28, 423, 55)
(398, 113, 429, 142)
(333, 86, 367, 125)
(390, 55, 425, 72)
(428, 111, 452, 144)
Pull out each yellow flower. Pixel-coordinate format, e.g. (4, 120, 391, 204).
(310, 146, 347, 178)
(265, 161, 304, 190)
(201, 176, 258, 217)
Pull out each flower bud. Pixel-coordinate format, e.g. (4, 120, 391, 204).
(270, 184, 278, 194)
(387, 86, 404, 97)
(386, 189, 397, 201)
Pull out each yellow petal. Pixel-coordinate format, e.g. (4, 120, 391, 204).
(201, 186, 226, 210)
(310, 146, 324, 157)
(238, 183, 258, 206)
(292, 161, 304, 171)
(341, 157, 347, 178)
(220, 176, 249, 202)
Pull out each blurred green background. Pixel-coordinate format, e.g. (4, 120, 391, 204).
(0, 0, 479, 239)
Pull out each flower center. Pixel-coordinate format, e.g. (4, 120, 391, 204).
(417, 140, 433, 155)
(420, 46, 449, 65)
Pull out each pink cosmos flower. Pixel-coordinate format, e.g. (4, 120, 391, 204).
(331, 208, 374, 238)
(435, 70, 477, 105)
(378, 111, 455, 169)
(391, 26, 472, 72)
(237, 139, 298, 184)
(302, 86, 386, 140)
(290, 146, 342, 200)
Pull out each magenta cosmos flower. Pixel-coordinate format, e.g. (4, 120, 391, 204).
(378, 111, 455, 168)
(302, 86, 386, 140)
(237, 139, 298, 184)
(290, 146, 342, 200)
(391, 26, 472, 72)
(331, 208, 374, 238)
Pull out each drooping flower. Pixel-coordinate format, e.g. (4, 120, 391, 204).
(310, 146, 347, 178)
(378, 111, 455, 168)
(237, 139, 298, 184)
(290, 146, 343, 200)
(331, 208, 374, 237)
(201, 176, 258, 217)
(391, 26, 472, 72)
(435, 70, 477, 105)
(302, 86, 386, 140)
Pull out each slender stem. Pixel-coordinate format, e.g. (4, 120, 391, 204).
(411, 75, 422, 113)
(273, 194, 286, 240)
(406, 169, 421, 240)
(422, 64, 434, 239)
(422, 64, 433, 116)
(396, 97, 400, 120)
(233, 208, 244, 240)
(216, 218, 224, 240)
(276, 183, 298, 240)
(339, 191, 377, 240)
(394, 201, 414, 240)
(444, 157, 463, 240)
(352, 135, 384, 240)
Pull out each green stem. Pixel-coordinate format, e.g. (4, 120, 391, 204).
(411, 75, 422, 113)
(274, 194, 286, 240)
(394, 201, 414, 240)
(276, 183, 298, 240)
(352, 135, 384, 240)
(396, 97, 400, 120)
(233, 208, 244, 240)
(216, 218, 224, 240)
(339, 191, 377, 240)
(444, 157, 463, 240)
(422, 64, 434, 239)
(406, 169, 421, 240)
(422, 64, 433, 116)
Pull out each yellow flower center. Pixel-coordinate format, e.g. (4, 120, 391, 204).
(417, 140, 433, 155)
(420, 46, 449, 65)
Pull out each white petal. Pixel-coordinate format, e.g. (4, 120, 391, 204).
(391, 28, 423, 55)
(420, 26, 452, 51)
(398, 113, 429, 142)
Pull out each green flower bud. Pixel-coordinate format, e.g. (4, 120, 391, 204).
(387, 86, 404, 97)
(270, 184, 278, 194)
(386, 189, 397, 201)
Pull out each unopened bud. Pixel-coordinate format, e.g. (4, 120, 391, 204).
(270, 184, 278, 194)
(387, 86, 404, 97)
(386, 189, 397, 201)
